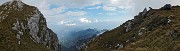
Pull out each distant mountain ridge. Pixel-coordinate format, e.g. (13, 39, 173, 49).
(84, 4, 180, 51)
(61, 28, 107, 51)
(0, 0, 61, 51)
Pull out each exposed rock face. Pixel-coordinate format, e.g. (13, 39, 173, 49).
(138, 28, 145, 36)
(133, 8, 148, 24)
(161, 4, 172, 10)
(142, 8, 148, 16)
(124, 20, 134, 32)
(0, 0, 61, 51)
(84, 4, 180, 51)
(27, 9, 40, 43)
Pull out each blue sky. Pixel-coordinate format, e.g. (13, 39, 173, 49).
(1, 0, 180, 42)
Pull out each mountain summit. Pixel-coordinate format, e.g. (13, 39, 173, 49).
(2, 0, 24, 9)
(84, 4, 180, 51)
(0, 1, 61, 51)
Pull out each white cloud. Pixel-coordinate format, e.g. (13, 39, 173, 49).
(58, 21, 64, 25)
(87, 6, 101, 9)
(95, 19, 99, 22)
(45, 6, 65, 16)
(58, 0, 101, 8)
(98, 13, 103, 14)
(44, 10, 87, 24)
(108, 0, 132, 9)
(106, 13, 118, 16)
(64, 11, 87, 17)
(103, 6, 118, 11)
(79, 18, 92, 23)
(57, 20, 78, 26)
(65, 23, 76, 26)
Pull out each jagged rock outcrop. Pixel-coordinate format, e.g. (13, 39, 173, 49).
(124, 20, 134, 32)
(0, 0, 61, 51)
(84, 4, 180, 51)
(161, 4, 172, 10)
(141, 8, 148, 16)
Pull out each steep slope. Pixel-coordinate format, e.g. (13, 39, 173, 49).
(84, 4, 180, 51)
(0, 0, 61, 51)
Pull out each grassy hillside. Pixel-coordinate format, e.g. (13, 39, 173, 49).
(84, 5, 180, 51)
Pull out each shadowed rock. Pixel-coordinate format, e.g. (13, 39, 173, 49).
(161, 4, 171, 10)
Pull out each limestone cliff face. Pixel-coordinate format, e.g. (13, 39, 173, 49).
(0, 0, 61, 51)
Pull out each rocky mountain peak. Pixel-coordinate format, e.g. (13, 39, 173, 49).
(2, 0, 25, 10)
(0, 1, 61, 51)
